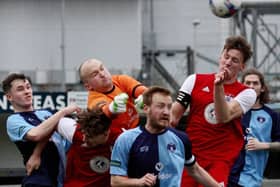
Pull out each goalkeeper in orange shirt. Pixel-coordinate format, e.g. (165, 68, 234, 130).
(79, 58, 147, 142)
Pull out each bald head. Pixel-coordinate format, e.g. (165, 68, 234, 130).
(79, 59, 103, 83)
(79, 58, 113, 92)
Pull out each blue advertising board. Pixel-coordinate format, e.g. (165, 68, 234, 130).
(0, 92, 67, 113)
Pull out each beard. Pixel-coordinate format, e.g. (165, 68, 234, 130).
(149, 118, 168, 131)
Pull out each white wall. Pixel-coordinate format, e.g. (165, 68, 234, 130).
(0, 0, 279, 86)
(0, 0, 142, 83)
(142, 0, 230, 85)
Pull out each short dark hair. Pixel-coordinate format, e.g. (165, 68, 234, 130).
(223, 36, 253, 63)
(241, 68, 270, 104)
(77, 108, 111, 137)
(2, 73, 32, 94)
(143, 86, 171, 106)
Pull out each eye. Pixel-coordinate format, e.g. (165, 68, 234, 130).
(90, 71, 98, 78)
(26, 84, 32, 90)
(232, 58, 240, 64)
(16, 86, 25, 92)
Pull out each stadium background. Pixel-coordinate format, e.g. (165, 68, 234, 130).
(0, 0, 280, 186)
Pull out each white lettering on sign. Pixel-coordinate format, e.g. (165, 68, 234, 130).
(0, 96, 8, 110)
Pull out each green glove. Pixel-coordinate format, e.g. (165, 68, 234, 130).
(109, 93, 129, 114)
(134, 94, 144, 113)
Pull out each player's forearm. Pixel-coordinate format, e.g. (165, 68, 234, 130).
(26, 110, 67, 141)
(27, 106, 79, 141)
(170, 102, 186, 127)
(26, 138, 50, 175)
(187, 163, 220, 187)
(32, 138, 49, 156)
(214, 84, 231, 123)
(269, 142, 280, 151)
(111, 176, 142, 187)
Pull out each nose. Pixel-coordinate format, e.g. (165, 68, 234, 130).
(99, 70, 105, 77)
(247, 83, 254, 89)
(225, 59, 232, 66)
(24, 87, 32, 94)
(163, 106, 170, 115)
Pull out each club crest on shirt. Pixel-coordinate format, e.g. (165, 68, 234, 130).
(204, 103, 217, 125)
(167, 143, 176, 152)
(89, 156, 110, 173)
(257, 116, 266, 123)
(155, 162, 164, 171)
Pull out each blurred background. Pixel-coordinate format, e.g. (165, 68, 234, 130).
(0, 0, 280, 186)
(0, 0, 278, 98)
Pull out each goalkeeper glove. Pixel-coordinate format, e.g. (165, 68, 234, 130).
(109, 93, 129, 114)
(134, 94, 144, 113)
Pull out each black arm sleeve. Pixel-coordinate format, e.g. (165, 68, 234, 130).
(176, 91, 191, 109)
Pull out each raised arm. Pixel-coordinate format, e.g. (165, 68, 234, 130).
(214, 80, 243, 123)
(186, 162, 221, 187)
(170, 101, 187, 127)
(214, 71, 256, 123)
(25, 105, 80, 142)
(170, 75, 194, 127)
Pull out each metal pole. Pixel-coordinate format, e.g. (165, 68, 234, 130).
(241, 0, 280, 8)
(251, 9, 258, 67)
(192, 19, 200, 73)
(60, 0, 66, 91)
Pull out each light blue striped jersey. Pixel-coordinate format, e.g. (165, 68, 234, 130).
(110, 125, 195, 187)
(229, 105, 280, 187)
(6, 110, 69, 187)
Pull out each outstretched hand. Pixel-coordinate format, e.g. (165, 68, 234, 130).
(134, 94, 144, 113)
(214, 69, 229, 85)
(61, 104, 82, 116)
(109, 93, 129, 114)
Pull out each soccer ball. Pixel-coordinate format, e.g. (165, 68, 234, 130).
(209, 0, 241, 18)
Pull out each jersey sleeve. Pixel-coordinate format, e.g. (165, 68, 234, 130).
(181, 134, 196, 167)
(179, 74, 196, 95)
(110, 130, 137, 176)
(271, 111, 280, 142)
(6, 114, 34, 142)
(176, 74, 195, 108)
(170, 128, 196, 167)
(114, 75, 147, 98)
(234, 88, 257, 113)
(57, 117, 77, 143)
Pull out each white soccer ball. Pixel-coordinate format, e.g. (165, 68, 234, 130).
(209, 0, 241, 18)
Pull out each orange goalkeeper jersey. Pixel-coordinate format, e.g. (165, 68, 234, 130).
(87, 75, 146, 142)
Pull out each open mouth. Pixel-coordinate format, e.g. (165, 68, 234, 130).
(160, 117, 169, 122)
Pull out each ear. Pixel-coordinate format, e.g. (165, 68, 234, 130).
(143, 104, 149, 113)
(83, 82, 93, 91)
(5, 93, 13, 102)
(104, 130, 109, 137)
(240, 63, 245, 71)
